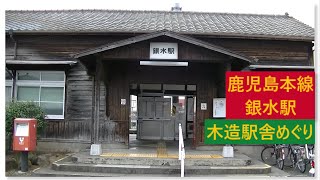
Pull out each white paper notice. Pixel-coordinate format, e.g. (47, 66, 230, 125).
(15, 123, 29, 136)
(201, 103, 207, 110)
(213, 98, 226, 118)
(121, 99, 126, 105)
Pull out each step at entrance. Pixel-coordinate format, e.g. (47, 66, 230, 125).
(32, 140, 271, 177)
(33, 154, 271, 177)
(32, 149, 272, 177)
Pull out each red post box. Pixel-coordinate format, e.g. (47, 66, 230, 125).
(13, 118, 37, 151)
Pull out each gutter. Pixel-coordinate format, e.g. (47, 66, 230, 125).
(249, 65, 315, 70)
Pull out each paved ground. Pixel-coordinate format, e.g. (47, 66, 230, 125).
(7, 153, 314, 177)
(281, 163, 313, 177)
(5, 152, 69, 177)
(245, 152, 314, 177)
(5, 135, 315, 177)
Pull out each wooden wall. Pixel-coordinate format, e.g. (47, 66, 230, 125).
(98, 62, 130, 144)
(6, 34, 313, 65)
(5, 35, 130, 61)
(199, 38, 313, 65)
(41, 63, 106, 142)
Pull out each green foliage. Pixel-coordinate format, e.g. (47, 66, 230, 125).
(6, 101, 47, 140)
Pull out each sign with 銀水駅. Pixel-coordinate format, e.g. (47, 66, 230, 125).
(226, 71, 315, 119)
(150, 42, 178, 59)
(204, 119, 314, 145)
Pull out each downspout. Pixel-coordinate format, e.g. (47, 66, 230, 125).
(8, 29, 17, 60)
(11, 70, 16, 101)
(309, 43, 314, 66)
(8, 30, 17, 101)
(5, 68, 16, 101)
(5, 67, 13, 78)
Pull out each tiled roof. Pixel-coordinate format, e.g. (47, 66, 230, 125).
(5, 10, 314, 40)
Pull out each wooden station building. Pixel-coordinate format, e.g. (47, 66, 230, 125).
(5, 10, 314, 151)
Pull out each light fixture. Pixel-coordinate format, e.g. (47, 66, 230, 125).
(140, 61, 188, 66)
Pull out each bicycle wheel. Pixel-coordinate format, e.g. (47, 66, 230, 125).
(282, 147, 292, 167)
(297, 159, 307, 173)
(277, 157, 284, 170)
(276, 148, 285, 170)
(289, 151, 295, 166)
(286, 152, 294, 168)
(261, 147, 276, 165)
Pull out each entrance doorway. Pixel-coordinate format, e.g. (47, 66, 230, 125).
(129, 83, 196, 148)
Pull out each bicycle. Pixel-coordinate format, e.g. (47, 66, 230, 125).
(289, 145, 307, 173)
(261, 144, 287, 170)
(283, 144, 295, 167)
(305, 144, 315, 177)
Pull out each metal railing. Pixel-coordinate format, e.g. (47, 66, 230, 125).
(178, 123, 185, 177)
(305, 144, 315, 176)
(305, 144, 314, 160)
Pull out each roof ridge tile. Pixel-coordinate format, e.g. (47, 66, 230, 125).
(6, 9, 289, 17)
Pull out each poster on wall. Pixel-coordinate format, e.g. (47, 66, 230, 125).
(213, 98, 226, 118)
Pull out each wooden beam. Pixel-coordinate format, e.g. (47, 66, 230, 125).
(226, 61, 232, 71)
(218, 62, 231, 97)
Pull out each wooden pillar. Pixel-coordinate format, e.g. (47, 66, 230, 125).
(93, 60, 102, 144)
(218, 62, 231, 97)
(91, 74, 95, 143)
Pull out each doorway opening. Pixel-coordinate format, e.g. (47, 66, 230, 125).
(129, 83, 196, 149)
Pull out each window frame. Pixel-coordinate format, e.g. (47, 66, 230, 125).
(15, 71, 66, 120)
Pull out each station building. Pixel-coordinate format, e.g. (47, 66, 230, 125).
(5, 10, 314, 151)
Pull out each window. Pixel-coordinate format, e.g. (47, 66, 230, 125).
(16, 71, 65, 119)
(5, 71, 13, 104)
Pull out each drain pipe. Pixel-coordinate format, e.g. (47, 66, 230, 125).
(5, 67, 13, 79)
(6, 67, 16, 101)
(6, 29, 17, 100)
(8, 29, 17, 60)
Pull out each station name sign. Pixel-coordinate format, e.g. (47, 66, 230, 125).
(205, 120, 314, 144)
(226, 71, 315, 119)
(150, 42, 178, 59)
(204, 71, 315, 145)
